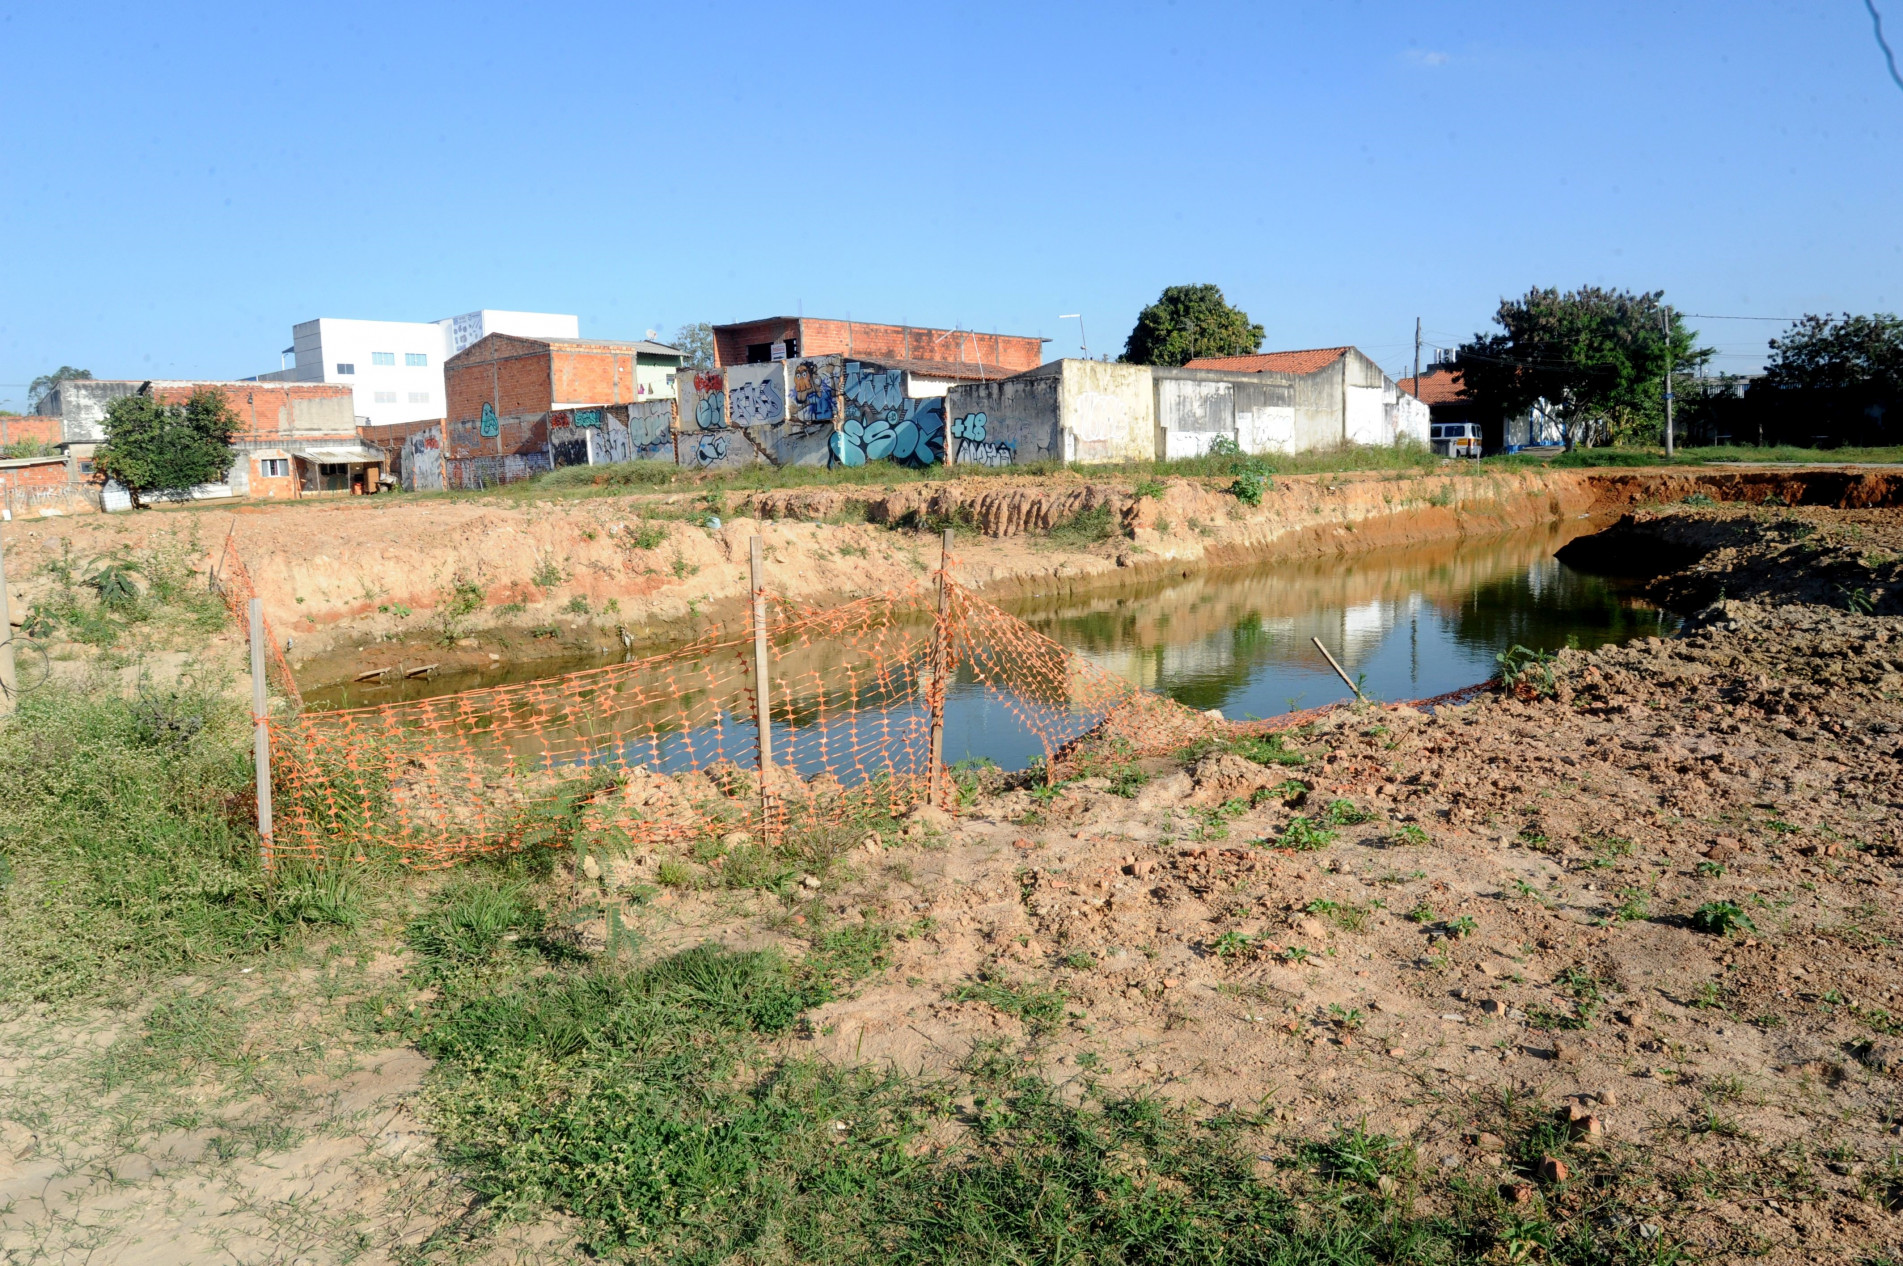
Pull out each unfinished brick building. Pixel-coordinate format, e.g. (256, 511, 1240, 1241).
(711, 317, 1045, 386)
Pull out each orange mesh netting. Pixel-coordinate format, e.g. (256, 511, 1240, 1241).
(221, 538, 1471, 869)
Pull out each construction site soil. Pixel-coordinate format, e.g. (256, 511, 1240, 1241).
(581, 500, 1903, 1262)
(5, 467, 1903, 1263)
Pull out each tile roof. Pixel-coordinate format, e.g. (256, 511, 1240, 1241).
(1183, 347, 1352, 375)
(1397, 367, 1469, 405)
(850, 356, 1022, 383)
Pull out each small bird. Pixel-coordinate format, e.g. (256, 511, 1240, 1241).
(617, 624, 634, 654)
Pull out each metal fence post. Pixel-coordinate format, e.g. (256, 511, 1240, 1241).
(249, 598, 275, 871)
(749, 536, 774, 837)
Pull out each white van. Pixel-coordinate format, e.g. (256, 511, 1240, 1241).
(1431, 422, 1482, 459)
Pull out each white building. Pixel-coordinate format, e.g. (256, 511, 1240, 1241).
(257, 310, 579, 427)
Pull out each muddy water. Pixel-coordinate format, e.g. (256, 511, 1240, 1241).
(303, 518, 1671, 776)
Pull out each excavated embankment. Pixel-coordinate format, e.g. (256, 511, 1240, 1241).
(12, 463, 1900, 691)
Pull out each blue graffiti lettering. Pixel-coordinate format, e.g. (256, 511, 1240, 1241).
(479, 402, 500, 438)
(573, 408, 601, 429)
(952, 412, 1013, 466)
(728, 375, 784, 426)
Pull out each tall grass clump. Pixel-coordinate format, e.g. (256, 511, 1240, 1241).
(0, 681, 360, 1003)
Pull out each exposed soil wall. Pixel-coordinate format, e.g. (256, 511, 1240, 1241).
(14, 463, 1902, 693)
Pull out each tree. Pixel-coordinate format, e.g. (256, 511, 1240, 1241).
(1751, 313, 1903, 445)
(672, 322, 715, 370)
(1120, 284, 1264, 366)
(93, 389, 239, 508)
(1455, 287, 1709, 450)
(28, 366, 91, 414)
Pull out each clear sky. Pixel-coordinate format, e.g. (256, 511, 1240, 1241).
(5, 0, 1901, 410)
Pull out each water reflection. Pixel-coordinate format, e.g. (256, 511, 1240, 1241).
(994, 521, 1674, 724)
(305, 521, 1673, 773)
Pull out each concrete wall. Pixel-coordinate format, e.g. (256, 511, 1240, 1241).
(830, 361, 945, 466)
(947, 367, 1063, 467)
(713, 317, 1044, 373)
(725, 362, 788, 427)
(45, 380, 357, 446)
(789, 355, 842, 427)
(1152, 370, 1235, 459)
(1060, 360, 1153, 463)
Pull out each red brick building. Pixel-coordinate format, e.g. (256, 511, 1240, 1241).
(0, 416, 63, 450)
(444, 334, 686, 425)
(712, 317, 1045, 380)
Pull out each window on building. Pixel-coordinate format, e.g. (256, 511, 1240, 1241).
(405, 352, 428, 367)
(259, 458, 290, 478)
(374, 391, 398, 403)
(372, 351, 396, 366)
(336, 362, 355, 375)
(665, 373, 676, 389)
(408, 391, 430, 403)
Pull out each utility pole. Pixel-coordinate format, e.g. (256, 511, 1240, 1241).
(1662, 306, 1676, 459)
(1413, 317, 1422, 394)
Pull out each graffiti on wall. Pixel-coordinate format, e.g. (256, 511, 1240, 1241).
(573, 409, 602, 429)
(726, 364, 786, 427)
(548, 411, 590, 468)
(691, 371, 727, 431)
(626, 401, 675, 460)
(479, 402, 500, 438)
(828, 365, 944, 467)
(405, 428, 444, 491)
(951, 412, 1014, 467)
(790, 358, 837, 425)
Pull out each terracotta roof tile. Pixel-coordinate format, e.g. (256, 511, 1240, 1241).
(1183, 347, 1352, 375)
(1397, 367, 1468, 405)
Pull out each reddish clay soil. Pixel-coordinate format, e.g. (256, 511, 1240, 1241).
(588, 504, 1903, 1263)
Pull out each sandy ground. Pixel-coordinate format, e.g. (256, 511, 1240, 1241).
(4, 492, 1901, 1263)
(580, 503, 1903, 1263)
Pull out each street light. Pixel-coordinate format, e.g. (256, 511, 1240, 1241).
(1059, 314, 1088, 360)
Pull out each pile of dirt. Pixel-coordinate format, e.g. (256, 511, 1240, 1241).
(577, 502, 1903, 1261)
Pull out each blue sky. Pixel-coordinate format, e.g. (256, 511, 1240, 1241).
(4, 0, 1901, 409)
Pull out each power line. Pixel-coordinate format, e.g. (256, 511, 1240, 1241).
(1869, 0, 1903, 96)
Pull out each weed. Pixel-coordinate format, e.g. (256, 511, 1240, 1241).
(1390, 823, 1430, 846)
(1230, 467, 1268, 507)
(1496, 644, 1558, 697)
(1277, 816, 1337, 851)
(1406, 901, 1437, 924)
(1321, 798, 1375, 826)
(1841, 585, 1876, 616)
(1211, 930, 1262, 961)
(625, 521, 668, 550)
(1044, 503, 1120, 546)
(1443, 914, 1477, 939)
(1696, 860, 1726, 878)
(950, 975, 1069, 1032)
(531, 556, 565, 588)
(1061, 950, 1097, 971)
(1132, 478, 1167, 499)
(1691, 901, 1756, 937)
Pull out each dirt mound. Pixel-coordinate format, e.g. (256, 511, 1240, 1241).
(1559, 505, 1903, 614)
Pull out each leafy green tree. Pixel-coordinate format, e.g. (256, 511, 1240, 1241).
(1120, 284, 1264, 366)
(93, 389, 239, 509)
(672, 322, 715, 370)
(28, 366, 91, 414)
(1751, 313, 1903, 445)
(1456, 287, 1709, 449)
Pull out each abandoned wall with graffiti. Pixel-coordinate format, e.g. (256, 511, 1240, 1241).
(829, 361, 945, 467)
(788, 356, 841, 427)
(946, 369, 1063, 467)
(725, 362, 788, 428)
(1152, 371, 1234, 460)
(444, 405, 551, 489)
(679, 370, 729, 437)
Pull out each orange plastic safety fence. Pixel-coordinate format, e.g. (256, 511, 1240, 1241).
(224, 537, 1486, 870)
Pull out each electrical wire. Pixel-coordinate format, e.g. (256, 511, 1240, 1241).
(1869, 0, 1903, 96)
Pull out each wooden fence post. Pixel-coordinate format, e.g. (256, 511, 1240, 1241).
(249, 598, 275, 871)
(750, 536, 774, 836)
(929, 528, 953, 805)
(0, 515, 16, 717)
